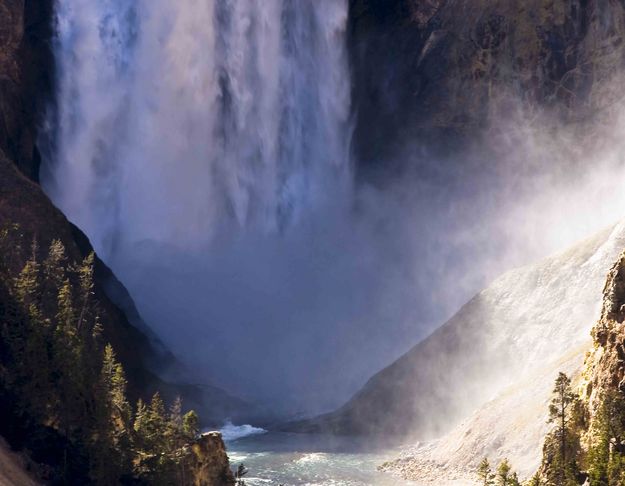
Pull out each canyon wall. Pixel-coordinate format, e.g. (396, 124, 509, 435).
(349, 0, 625, 172)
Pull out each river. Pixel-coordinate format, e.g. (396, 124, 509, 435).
(222, 425, 417, 486)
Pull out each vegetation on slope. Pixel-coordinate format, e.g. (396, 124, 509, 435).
(0, 225, 221, 484)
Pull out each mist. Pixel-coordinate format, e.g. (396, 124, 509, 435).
(81, 104, 625, 416)
(42, 0, 625, 418)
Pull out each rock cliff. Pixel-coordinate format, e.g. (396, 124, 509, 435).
(582, 250, 625, 418)
(0, 0, 53, 181)
(188, 433, 236, 486)
(350, 0, 625, 171)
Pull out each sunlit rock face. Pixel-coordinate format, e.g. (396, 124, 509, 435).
(349, 0, 625, 170)
(188, 432, 235, 486)
(301, 222, 625, 481)
(583, 251, 625, 418)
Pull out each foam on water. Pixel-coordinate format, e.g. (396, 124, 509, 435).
(219, 421, 268, 442)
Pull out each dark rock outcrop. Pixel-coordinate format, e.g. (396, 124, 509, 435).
(0, 0, 54, 181)
(349, 0, 625, 172)
(188, 433, 235, 486)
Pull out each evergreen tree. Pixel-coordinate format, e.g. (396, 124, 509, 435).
(13, 247, 50, 418)
(183, 410, 200, 440)
(147, 392, 168, 448)
(496, 458, 511, 486)
(546, 373, 580, 486)
(478, 457, 495, 486)
(134, 398, 149, 438)
(509, 471, 520, 486)
(168, 396, 184, 448)
(588, 402, 610, 486)
(235, 464, 248, 486)
(76, 252, 95, 334)
(15, 242, 40, 308)
(0, 230, 206, 483)
(588, 390, 625, 485)
(133, 392, 177, 483)
(92, 344, 133, 483)
(41, 240, 66, 315)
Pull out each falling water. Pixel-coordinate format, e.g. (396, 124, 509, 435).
(42, 0, 370, 412)
(45, 0, 350, 259)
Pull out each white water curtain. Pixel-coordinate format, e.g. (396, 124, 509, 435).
(47, 0, 350, 258)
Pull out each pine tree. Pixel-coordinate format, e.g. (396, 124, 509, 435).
(0, 229, 206, 483)
(42, 240, 66, 314)
(183, 410, 200, 440)
(496, 458, 511, 486)
(588, 400, 610, 486)
(133, 392, 177, 483)
(547, 373, 580, 485)
(56, 278, 75, 334)
(53, 275, 93, 454)
(13, 246, 50, 418)
(168, 397, 184, 447)
(147, 392, 168, 447)
(235, 464, 248, 486)
(15, 249, 39, 308)
(588, 390, 625, 485)
(167, 397, 197, 485)
(478, 457, 495, 486)
(92, 344, 133, 484)
(509, 471, 520, 486)
(76, 252, 95, 334)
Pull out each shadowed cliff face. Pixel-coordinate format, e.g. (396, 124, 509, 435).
(0, 0, 54, 181)
(0, 0, 249, 426)
(350, 0, 625, 172)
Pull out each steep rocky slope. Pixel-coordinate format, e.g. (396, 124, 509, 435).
(0, 0, 53, 181)
(360, 223, 625, 484)
(350, 0, 625, 170)
(188, 432, 236, 486)
(300, 222, 625, 481)
(582, 250, 625, 419)
(0, 438, 38, 486)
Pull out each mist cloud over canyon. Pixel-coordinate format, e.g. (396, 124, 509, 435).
(41, 0, 625, 416)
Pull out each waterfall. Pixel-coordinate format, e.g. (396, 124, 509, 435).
(44, 0, 358, 411)
(45, 0, 350, 259)
(44, 0, 406, 413)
